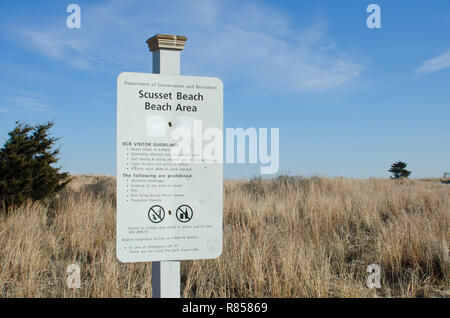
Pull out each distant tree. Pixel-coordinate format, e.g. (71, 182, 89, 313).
(0, 121, 70, 212)
(388, 161, 411, 179)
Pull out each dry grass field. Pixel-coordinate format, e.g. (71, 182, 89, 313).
(0, 175, 449, 297)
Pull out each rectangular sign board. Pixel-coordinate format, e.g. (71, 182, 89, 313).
(117, 72, 223, 262)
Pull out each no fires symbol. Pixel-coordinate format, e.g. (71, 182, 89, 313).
(176, 205, 193, 223)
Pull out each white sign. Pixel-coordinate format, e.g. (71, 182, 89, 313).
(116, 72, 223, 262)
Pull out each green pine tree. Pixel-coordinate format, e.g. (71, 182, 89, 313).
(388, 161, 411, 179)
(0, 121, 70, 212)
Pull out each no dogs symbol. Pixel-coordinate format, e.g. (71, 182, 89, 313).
(176, 205, 193, 223)
(148, 205, 165, 223)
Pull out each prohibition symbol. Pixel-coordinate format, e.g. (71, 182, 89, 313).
(148, 205, 165, 223)
(176, 205, 193, 223)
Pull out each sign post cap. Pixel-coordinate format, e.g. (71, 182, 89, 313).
(146, 34, 187, 52)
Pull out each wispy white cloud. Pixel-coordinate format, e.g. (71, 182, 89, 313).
(11, 0, 365, 93)
(0, 89, 51, 112)
(414, 49, 450, 76)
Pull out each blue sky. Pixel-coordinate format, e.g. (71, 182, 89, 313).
(0, 0, 449, 179)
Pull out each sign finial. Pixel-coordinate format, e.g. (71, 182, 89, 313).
(146, 34, 187, 52)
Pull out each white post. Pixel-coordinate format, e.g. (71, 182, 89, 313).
(146, 34, 187, 298)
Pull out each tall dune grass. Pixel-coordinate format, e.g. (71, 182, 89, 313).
(0, 175, 448, 297)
